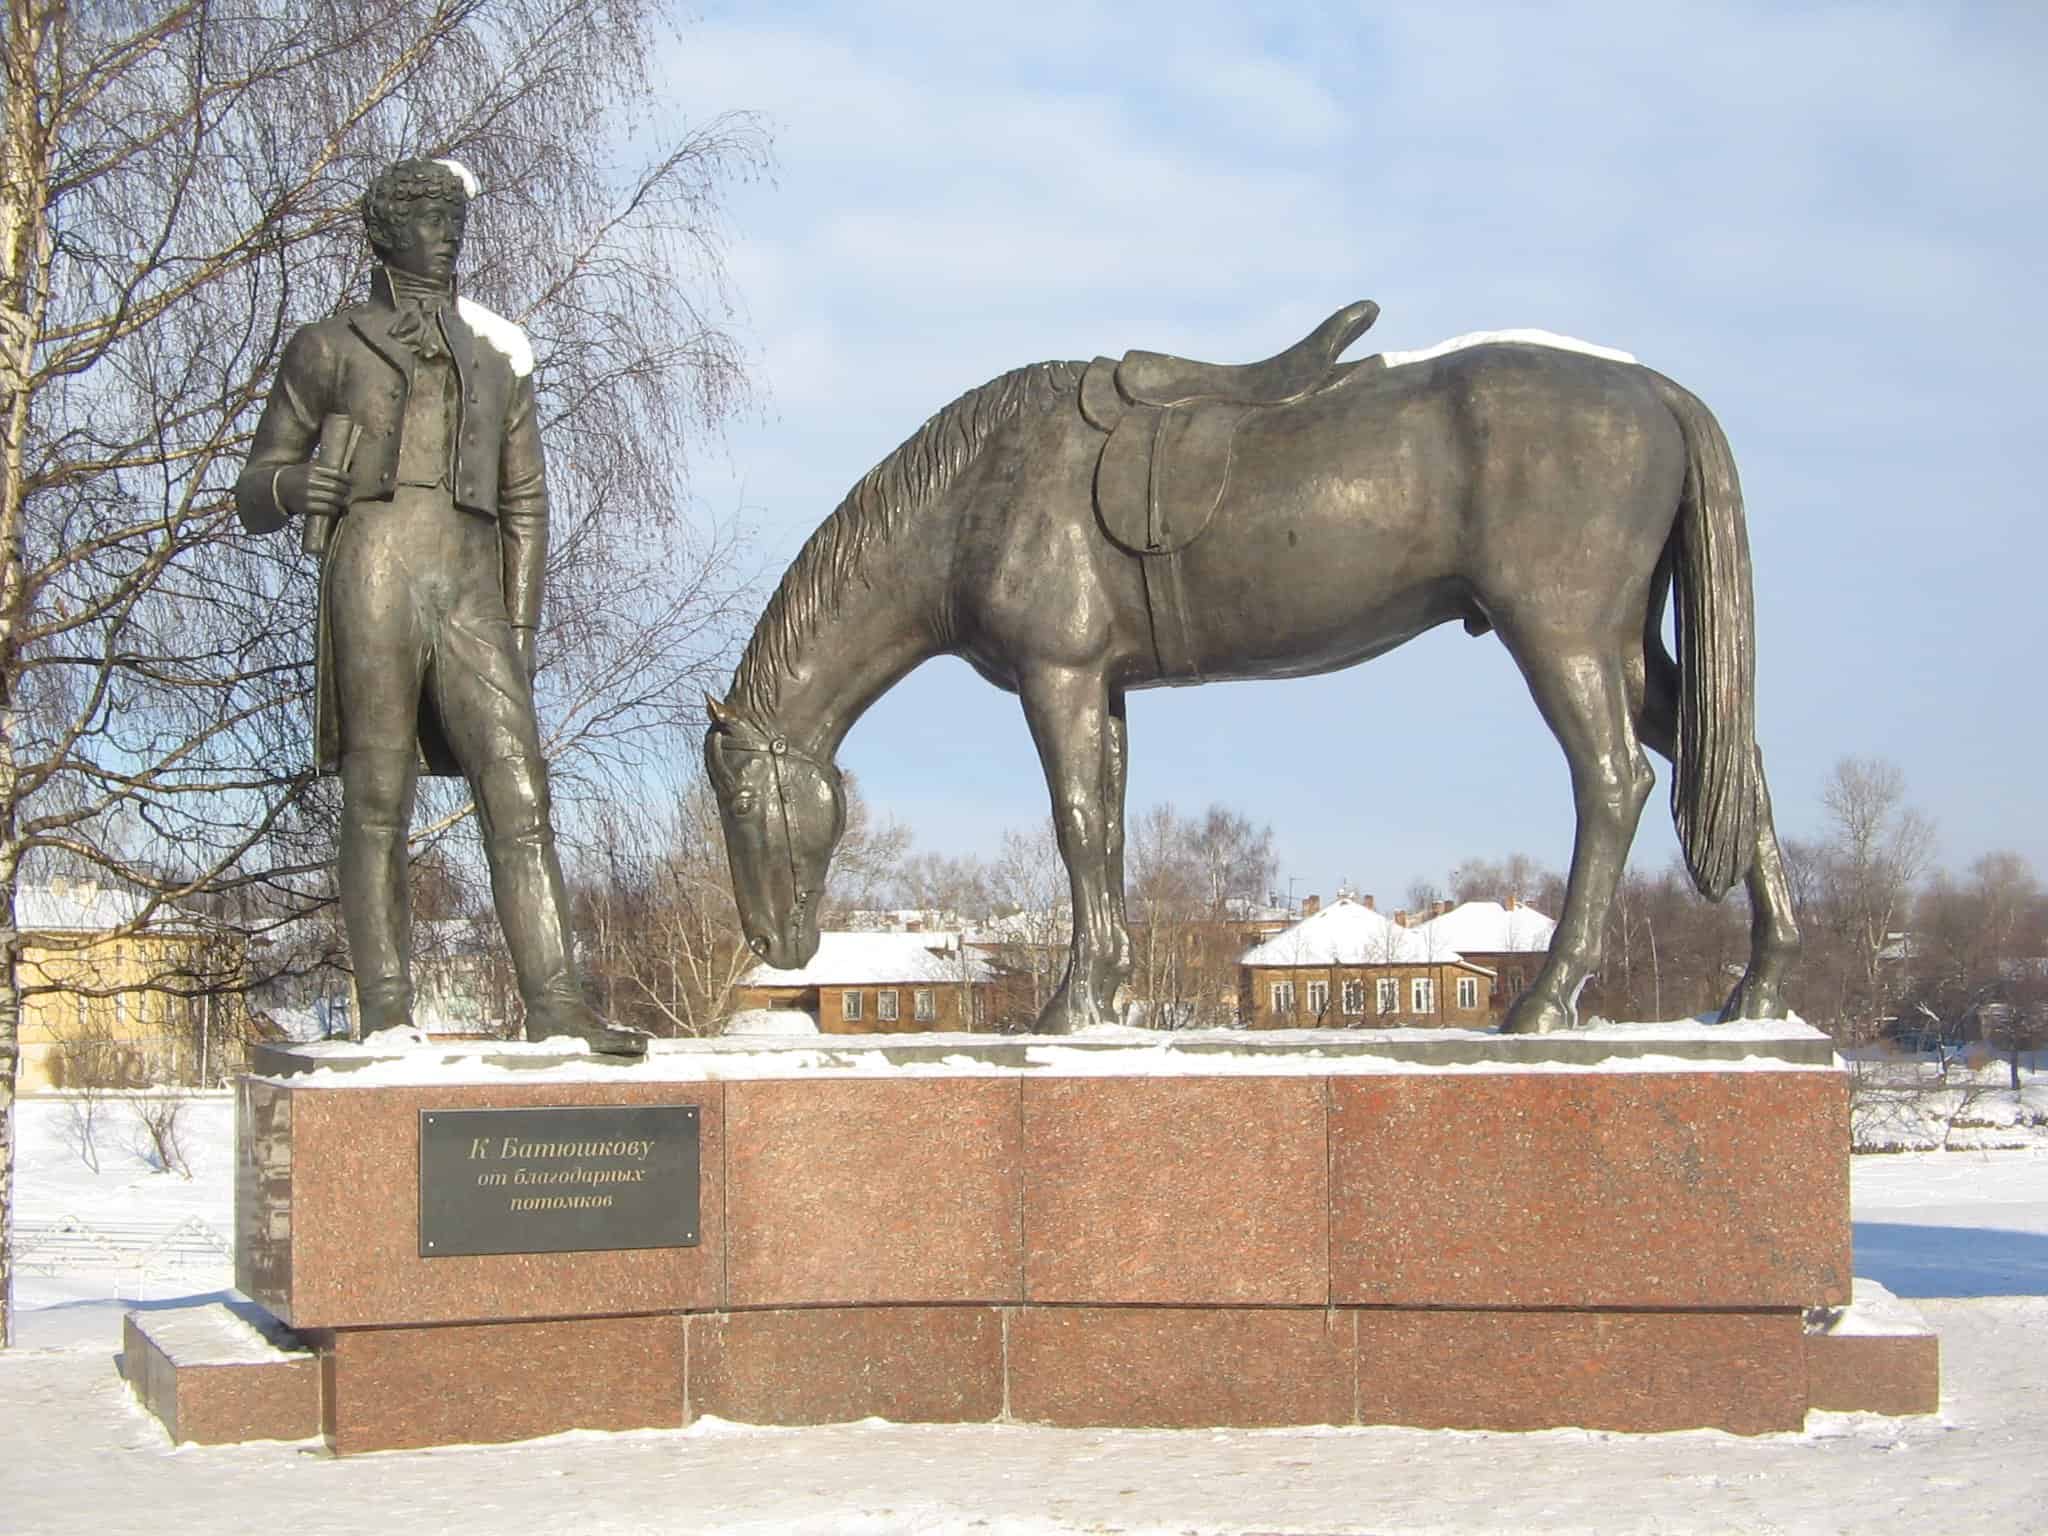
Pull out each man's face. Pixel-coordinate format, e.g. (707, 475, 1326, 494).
(383, 198, 465, 285)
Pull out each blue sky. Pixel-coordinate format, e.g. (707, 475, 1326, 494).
(658, 2, 2044, 905)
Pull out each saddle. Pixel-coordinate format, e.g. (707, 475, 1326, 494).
(1083, 299, 1378, 558)
(1081, 299, 1379, 679)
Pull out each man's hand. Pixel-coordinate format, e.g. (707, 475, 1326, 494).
(514, 624, 539, 682)
(276, 462, 348, 520)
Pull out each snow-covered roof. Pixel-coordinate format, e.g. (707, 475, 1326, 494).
(838, 907, 966, 933)
(15, 883, 207, 936)
(740, 931, 999, 988)
(967, 909, 1072, 946)
(1240, 897, 1470, 968)
(1412, 899, 1556, 955)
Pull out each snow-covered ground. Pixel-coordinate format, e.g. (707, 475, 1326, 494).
(4, 1090, 2047, 1535)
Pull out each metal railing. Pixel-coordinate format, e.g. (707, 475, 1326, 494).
(14, 1213, 234, 1280)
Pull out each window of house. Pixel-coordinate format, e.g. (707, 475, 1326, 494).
(1377, 978, 1398, 1014)
(877, 989, 899, 1022)
(1456, 975, 1479, 1010)
(842, 990, 862, 1022)
(1342, 979, 1365, 1014)
(1506, 968, 1525, 998)
(1271, 980, 1296, 1014)
(1306, 980, 1329, 1016)
(914, 989, 936, 1021)
(1412, 977, 1435, 1013)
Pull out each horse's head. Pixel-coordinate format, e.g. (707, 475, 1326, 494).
(703, 697, 846, 970)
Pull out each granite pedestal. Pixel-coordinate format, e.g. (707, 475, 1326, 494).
(126, 1023, 1938, 1452)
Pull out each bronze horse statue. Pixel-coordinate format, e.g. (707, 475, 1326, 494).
(705, 301, 1799, 1033)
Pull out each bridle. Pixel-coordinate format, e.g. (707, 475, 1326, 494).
(714, 728, 835, 949)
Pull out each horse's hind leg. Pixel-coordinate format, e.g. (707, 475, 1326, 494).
(1633, 660, 1799, 1019)
(1501, 632, 1654, 1034)
(1019, 663, 1131, 1032)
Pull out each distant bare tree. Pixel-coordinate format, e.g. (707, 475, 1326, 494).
(1807, 758, 1936, 1041)
(1126, 802, 1273, 1028)
(1446, 852, 1560, 908)
(981, 821, 1069, 1031)
(888, 852, 992, 920)
(1909, 851, 2046, 1088)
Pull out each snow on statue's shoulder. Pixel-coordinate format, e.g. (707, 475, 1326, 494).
(1382, 328, 1638, 370)
(456, 296, 535, 378)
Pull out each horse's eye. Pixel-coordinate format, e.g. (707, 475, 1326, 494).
(732, 790, 756, 815)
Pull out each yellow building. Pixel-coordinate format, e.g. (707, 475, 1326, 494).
(15, 882, 249, 1090)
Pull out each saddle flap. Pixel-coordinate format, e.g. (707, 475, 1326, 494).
(1093, 400, 1249, 557)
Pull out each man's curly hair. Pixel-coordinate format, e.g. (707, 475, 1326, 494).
(362, 159, 469, 261)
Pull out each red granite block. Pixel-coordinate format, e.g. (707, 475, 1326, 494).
(1353, 1308, 1807, 1434)
(725, 1078, 1021, 1306)
(1330, 1070, 1851, 1308)
(124, 1307, 321, 1444)
(249, 1081, 723, 1329)
(1021, 1077, 1328, 1305)
(689, 1306, 1003, 1424)
(322, 1315, 685, 1453)
(1806, 1330, 1940, 1415)
(1007, 1307, 1355, 1428)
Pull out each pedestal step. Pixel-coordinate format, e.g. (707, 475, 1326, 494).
(1803, 1279, 1942, 1416)
(123, 1299, 321, 1444)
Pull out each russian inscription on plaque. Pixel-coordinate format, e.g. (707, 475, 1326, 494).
(419, 1104, 700, 1257)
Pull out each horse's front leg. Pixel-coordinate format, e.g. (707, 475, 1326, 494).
(1019, 664, 1129, 1033)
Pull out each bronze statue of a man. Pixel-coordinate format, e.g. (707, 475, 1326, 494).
(237, 157, 642, 1054)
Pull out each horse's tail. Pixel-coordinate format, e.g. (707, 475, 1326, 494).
(1644, 371, 1756, 900)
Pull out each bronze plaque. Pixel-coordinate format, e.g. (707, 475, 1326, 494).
(418, 1104, 700, 1258)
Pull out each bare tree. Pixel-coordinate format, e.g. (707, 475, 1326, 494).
(980, 820, 1069, 1031)
(1909, 851, 2046, 1088)
(1125, 802, 1274, 1028)
(1447, 852, 1559, 908)
(1580, 860, 1744, 1023)
(888, 852, 992, 921)
(0, 0, 766, 1346)
(1806, 758, 1936, 1042)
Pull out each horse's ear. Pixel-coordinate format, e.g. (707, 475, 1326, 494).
(705, 694, 735, 729)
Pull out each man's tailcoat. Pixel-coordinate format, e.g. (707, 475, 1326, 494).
(234, 271, 546, 774)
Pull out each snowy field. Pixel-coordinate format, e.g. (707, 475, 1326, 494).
(4, 1090, 2047, 1536)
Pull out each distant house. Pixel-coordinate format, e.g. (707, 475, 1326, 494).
(15, 881, 250, 1089)
(1408, 897, 1556, 1024)
(731, 931, 999, 1033)
(1238, 895, 1495, 1029)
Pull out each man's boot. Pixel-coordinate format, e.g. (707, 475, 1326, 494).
(477, 756, 646, 1056)
(339, 748, 419, 1038)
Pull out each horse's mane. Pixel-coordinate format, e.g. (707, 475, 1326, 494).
(730, 359, 1084, 717)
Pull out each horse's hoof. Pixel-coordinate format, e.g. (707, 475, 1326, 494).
(1033, 988, 1078, 1035)
(1718, 977, 1789, 1023)
(1501, 994, 1574, 1035)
